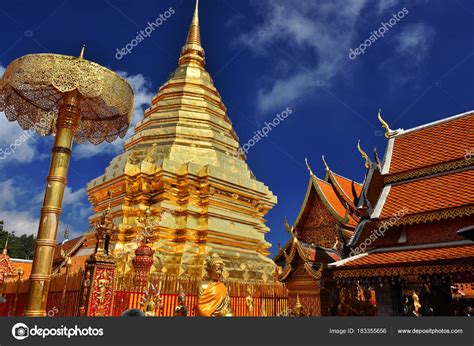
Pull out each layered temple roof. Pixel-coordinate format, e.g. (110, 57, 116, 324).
(330, 241, 474, 278)
(367, 110, 474, 224)
(382, 110, 474, 176)
(332, 109, 474, 275)
(275, 159, 362, 266)
(291, 159, 362, 232)
(373, 169, 474, 221)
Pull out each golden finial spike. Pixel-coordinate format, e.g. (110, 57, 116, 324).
(357, 140, 370, 169)
(305, 158, 314, 176)
(193, 0, 199, 25)
(79, 45, 85, 59)
(378, 109, 392, 139)
(185, 0, 201, 46)
(322, 155, 330, 171)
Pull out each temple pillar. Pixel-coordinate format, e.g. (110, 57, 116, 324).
(374, 282, 403, 316)
(78, 256, 116, 317)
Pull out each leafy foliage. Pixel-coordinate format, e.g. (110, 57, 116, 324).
(0, 225, 35, 260)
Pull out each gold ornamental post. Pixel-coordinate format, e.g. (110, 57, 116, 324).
(0, 48, 134, 316)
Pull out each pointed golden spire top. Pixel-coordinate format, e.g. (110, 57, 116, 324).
(357, 140, 370, 169)
(186, 0, 201, 46)
(79, 45, 85, 59)
(192, 0, 199, 26)
(179, 0, 205, 67)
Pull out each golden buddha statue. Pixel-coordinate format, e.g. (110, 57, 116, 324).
(196, 253, 234, 317)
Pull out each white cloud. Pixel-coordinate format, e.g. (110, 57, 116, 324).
(0, 179, 91, 237)
(239, 0, 369, 112)
(379, 22, 435, 88)
(395, 23, 435, 62)
(0, 210, 39, 236)
(238, 1, 436, 113)
(376, 0, 400, 14)
(63, 187, 87, 206)
(74, 72, 154, 160)
(0, 179, 17, 209)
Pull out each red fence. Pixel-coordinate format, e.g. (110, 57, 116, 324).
(1, 270, 288, 317)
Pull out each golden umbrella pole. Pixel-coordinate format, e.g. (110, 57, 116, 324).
(0, 49, 134, 316)
(25, 91, 81, 316)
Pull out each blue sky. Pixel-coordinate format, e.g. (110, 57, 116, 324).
(0, 0, 473, 256)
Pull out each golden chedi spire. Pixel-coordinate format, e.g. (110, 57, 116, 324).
(87, 0, 277, 283)
(179, 0, 205, 67)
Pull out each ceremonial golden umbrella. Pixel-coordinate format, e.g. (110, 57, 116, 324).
(0, 48, 134, 316)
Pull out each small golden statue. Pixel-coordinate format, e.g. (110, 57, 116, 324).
(196, 253, 234, 317)
(293, 294, 304, 317)
(245, 287, 254, 316)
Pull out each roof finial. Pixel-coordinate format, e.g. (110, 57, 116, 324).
(321, 155, 330, 171)
(2, 238, 8, 255)
(357, 140, 370, 169)
(305, 158, 314, 176)
(378, 109, 395, 138)
(193, 0, 199, 25)
(62, 225, 70, 244)
(79, 45, 85, 59)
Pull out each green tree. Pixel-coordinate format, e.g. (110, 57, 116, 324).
(0, 224, 36, 260)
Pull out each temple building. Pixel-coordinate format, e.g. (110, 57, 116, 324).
(274, 158, 363, 316)
(330, 110, 474, 316)
(0, 241, 32, 284)
(86, 1, 277, 282)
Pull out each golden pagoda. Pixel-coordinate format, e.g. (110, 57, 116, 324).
(86, 0, 277, 282)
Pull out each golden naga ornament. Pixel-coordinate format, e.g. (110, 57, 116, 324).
(0, 47, 134, 316)
(357, 140, 371, 169)
(196, 253, 234, 317)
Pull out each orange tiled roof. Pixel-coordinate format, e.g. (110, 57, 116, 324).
(379, 169, 474, 219)
(331, 172, 362, 203)
(10, 260, 32, 278)
(336, 243, 474, 268)
(388, 112, 474, 174)
(314, 178, 358, 227)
